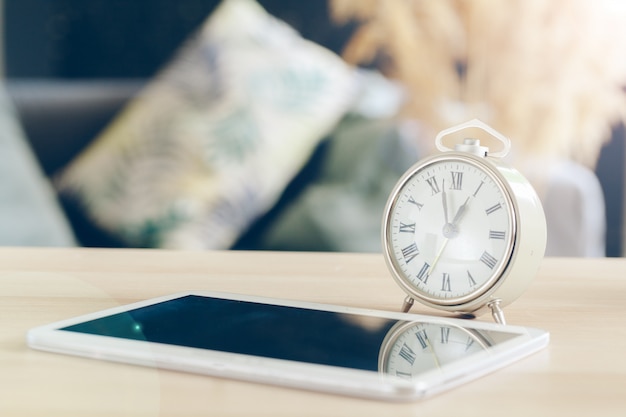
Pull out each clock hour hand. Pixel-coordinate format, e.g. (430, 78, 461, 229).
(442, 196, 470, 239)
(451, 196, 471, 226)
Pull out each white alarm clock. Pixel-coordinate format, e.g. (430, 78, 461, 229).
(382, 119, 547, 324)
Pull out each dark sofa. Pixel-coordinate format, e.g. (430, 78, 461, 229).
(6, 80, 144, 247)
(3, 1, 621, 256)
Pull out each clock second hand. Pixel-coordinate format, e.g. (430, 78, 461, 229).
(426, 331, 442, 369)
(427, 238, 449, 278)
(429, 181, 451, 277)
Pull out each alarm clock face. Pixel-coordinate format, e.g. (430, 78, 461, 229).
(383, 153, 516, 307)
(380, 321, 491, 378)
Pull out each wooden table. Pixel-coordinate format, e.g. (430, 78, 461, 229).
(1, 247, 625, 416)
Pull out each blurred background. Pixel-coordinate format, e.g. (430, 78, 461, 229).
(1, 0, 625, 256)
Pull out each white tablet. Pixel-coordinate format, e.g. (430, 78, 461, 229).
(27, 291, 548, 401)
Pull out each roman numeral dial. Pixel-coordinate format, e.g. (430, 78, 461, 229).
(384, 155, 515, 304)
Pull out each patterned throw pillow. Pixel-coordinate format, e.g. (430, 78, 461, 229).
(57, 0, 356, 249)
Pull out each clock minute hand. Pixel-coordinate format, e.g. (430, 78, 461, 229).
(442, 180, 450, 225)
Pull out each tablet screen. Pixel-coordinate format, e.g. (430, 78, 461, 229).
(59, 294, 517, 375)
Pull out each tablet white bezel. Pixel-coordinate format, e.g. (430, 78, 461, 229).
(27, 291, 549, 401)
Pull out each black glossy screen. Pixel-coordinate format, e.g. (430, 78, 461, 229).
(61, 295, 398, 371)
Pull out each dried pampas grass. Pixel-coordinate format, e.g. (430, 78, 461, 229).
(331, 0, 626, 167)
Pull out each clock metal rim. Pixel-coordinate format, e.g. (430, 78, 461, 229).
(382, 152, 519, 311)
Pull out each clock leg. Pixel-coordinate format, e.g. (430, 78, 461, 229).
(401, 296, 414, 313)
(488, 299, 507, 325)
